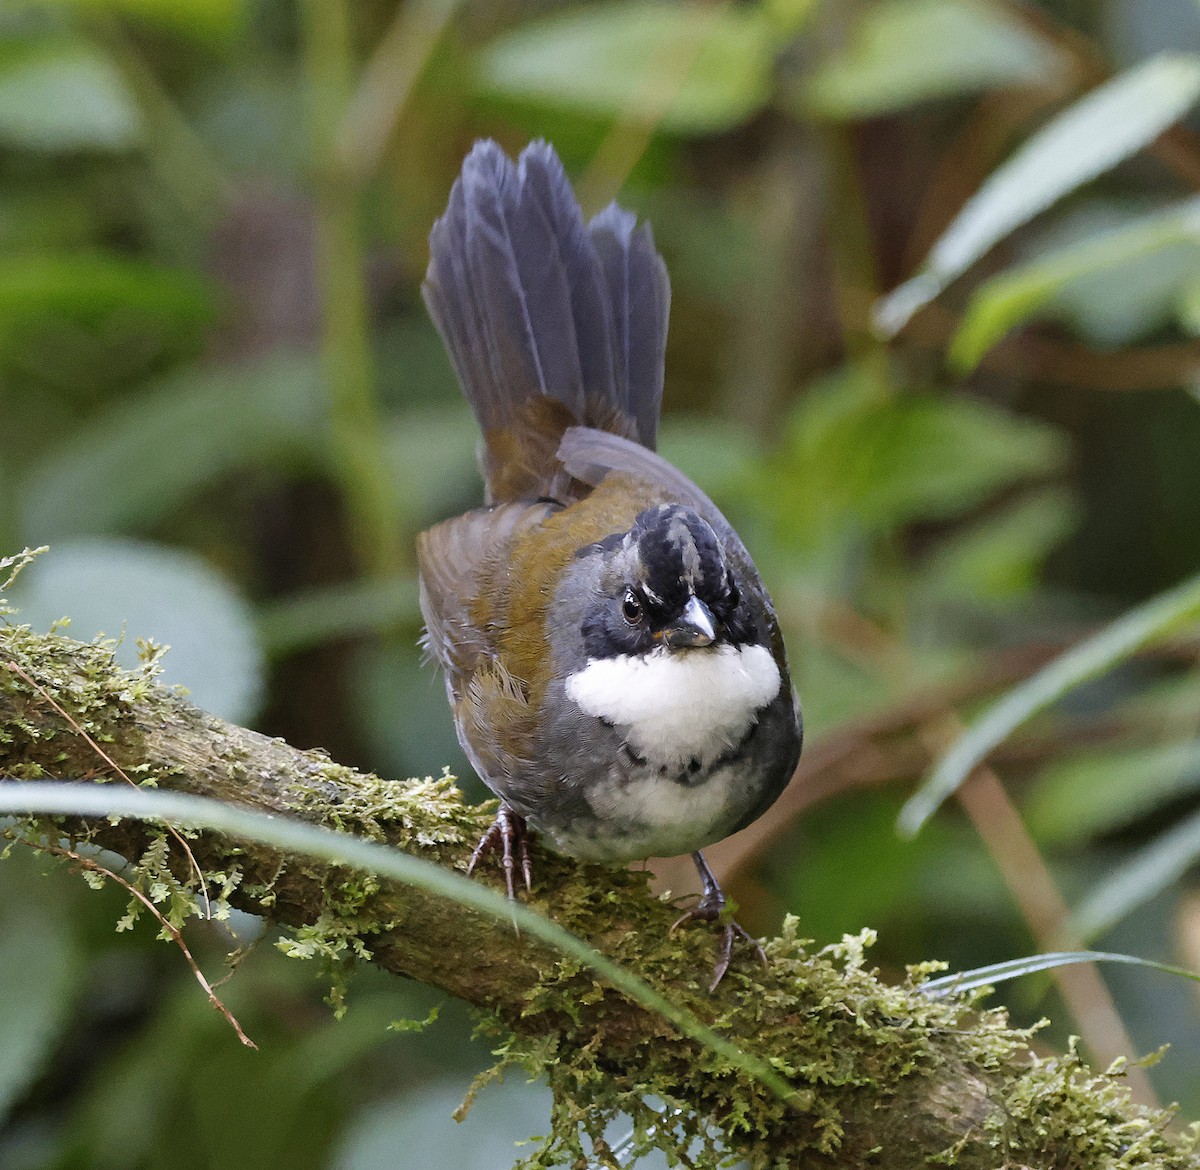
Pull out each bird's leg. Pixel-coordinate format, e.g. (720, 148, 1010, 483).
(671, 850, 768, 992)
(466, 804, 532, 899)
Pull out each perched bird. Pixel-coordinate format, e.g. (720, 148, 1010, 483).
(418, 139, 802, 989)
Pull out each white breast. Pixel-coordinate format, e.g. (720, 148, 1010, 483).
(564, 643, 780, 769)
(552, 761, 747, 861)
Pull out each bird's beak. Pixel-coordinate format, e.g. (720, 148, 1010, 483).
(664, 596, 716, 649)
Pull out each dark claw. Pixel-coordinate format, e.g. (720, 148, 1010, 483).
(466, 805, 532, 901)
(671, 851, 769, 992)
(520, 832, 533, 893)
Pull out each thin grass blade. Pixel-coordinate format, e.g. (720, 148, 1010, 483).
(1069, 804, 1200, 942)
(921, 949, 1199, 999)
(0, 782, 797, 1105)
(874, 53, 1200, 336)
(899, 569, 1200, 837)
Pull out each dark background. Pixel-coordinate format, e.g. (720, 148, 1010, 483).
(3, 0, 1200, 1165)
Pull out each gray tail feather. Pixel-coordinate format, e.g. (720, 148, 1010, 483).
(422, 140, 670, 464)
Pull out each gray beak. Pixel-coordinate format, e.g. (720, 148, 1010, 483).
(664, 596, 717, 649)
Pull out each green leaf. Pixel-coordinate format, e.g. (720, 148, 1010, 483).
(0, 255, 215, 376)
(0, 254, 212, 325)
(1070, 805, 1200, 942)
(0, 41, 143, 152)
(761, 0, 820, 41)
(1025, 739, 1200, 847)
(920, 949, 1200, 999)
(71, 976, 232, 1169)
(0, 188, 99, 252)
(210, 996, 418, 1165)
(20, 351, 324, 542)
(835, 391, 1065, 527)
(9, 539, 265, 723)
(949, 198, 1200, 370)
(781, 794, 936, 941)
(381, 405, 480, 530)
(922, 487, 1079, 603)
(1177, 279, 1200, 336)
(1028, 202, 1200, 347)
(875, 53, 1200, 335)
(37, 0, 246, 40)
(0, 784, 799, 1108)
(256, 577, 421, 658)
(804, 0, 1064, 118)
(658, 414, 759, 512)
(477, 0, 778, 133)
(789, 642, 898, 733)
(899, 570, 1200, 836)
(757, 369, 1068, 555)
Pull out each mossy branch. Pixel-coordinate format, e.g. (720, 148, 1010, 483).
(2, 622, 1198, 1169)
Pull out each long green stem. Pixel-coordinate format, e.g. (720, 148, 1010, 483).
(337, 0, 463, 184)
(301, 0, 404, 578)
(0, 782, 798, 1107)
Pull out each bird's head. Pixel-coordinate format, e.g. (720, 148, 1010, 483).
(580, 504, 753, 660)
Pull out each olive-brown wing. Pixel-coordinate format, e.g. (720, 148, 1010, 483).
(417, 500, 556, 685)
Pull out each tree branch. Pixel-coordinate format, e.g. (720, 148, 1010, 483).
(2, 623, 1197, 1169)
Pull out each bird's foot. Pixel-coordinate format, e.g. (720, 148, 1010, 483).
(671, 851, 768, 992)
(466, 804, 532, 900)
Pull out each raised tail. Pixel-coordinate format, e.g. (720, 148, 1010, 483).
(422, 140, 670, 502)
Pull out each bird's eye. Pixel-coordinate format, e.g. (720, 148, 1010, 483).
(621, 590, 644, 625)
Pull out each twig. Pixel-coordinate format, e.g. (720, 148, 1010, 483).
(15, 835, 256, 1050)
(933, 731, 1156, 1105)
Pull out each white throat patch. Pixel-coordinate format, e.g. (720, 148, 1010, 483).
(565, 643, 780, 769)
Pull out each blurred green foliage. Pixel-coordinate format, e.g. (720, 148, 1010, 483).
(3, 0, 1200, 1164)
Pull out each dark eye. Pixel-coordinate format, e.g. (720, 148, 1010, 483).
(621, 589, 644, 625)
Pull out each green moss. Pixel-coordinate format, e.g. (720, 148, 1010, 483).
(464, 918, 1195, 1169)
(989, 1039, 1199, 1168)
(285, 762, 472, 853)
(472, 924, 873, 1164)
(268, 766, 489, 1013)
(0, 547, 47, 609)
(1, 620, 145, 746)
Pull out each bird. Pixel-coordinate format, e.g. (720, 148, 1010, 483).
(417, 139, 802, 990)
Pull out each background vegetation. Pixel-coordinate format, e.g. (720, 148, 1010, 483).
(3, 0, 1200, 1165)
